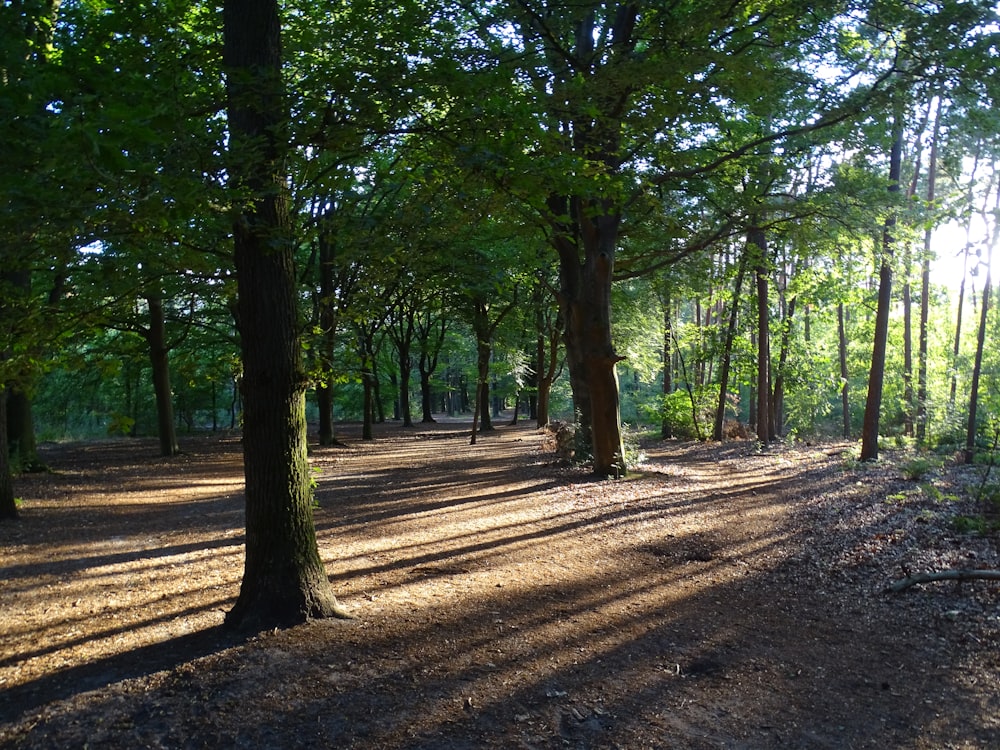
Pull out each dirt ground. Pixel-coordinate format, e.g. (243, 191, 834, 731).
(1, 419, 998, 749)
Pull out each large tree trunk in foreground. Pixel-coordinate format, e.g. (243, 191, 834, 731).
(861, 116, 903, 462)
(224, 0, 347, 630)
(556, 208, 627, 478)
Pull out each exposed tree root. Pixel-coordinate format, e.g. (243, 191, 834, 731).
(886, 568, 1000, 593)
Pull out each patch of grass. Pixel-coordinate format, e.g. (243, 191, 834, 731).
(918, 483, 959, 503)
(952, 515, 991, 534)
(900, 456, 937, 481)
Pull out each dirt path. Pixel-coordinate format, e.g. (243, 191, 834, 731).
(1, 422, 998, 748)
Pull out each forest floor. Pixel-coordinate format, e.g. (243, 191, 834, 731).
(0, 419, 998, 749)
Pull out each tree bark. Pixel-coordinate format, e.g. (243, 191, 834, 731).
(416, 315, 445, 423)
(0, 387, 17, 520)
(6, 387, 42, 471)
(145, 291, 180, 457)
(861, 115, 903, 462)
(917, 97, 942, 444)
(713, 249, 749, 441)
(771, 295, 797, 438)
(661, 283, 673, 440)
(554, 205, 627, 477)
(838, 302, 850, 439)
(965, 182, 998, 464)
(316, 228, 339, 446)
(751, 226, 771, 444)
(223, 0, 348, 630)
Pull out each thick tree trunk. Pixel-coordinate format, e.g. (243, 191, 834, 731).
(6, 388, 42, 471)
(555, 207, 626, 477)
(838, 303, 850, 438)
(223, 0, 347, 630)
(861, 117, 903, 462)
(145, 292, 179, 457)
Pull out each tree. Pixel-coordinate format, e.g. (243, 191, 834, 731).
(964, 172, 999, 463)
(861, 113, 904, 462)
(223, 0, 348, 629)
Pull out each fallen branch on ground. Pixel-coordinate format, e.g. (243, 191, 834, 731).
(886, 568, 1000, 593)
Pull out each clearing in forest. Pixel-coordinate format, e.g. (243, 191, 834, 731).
(0, 421, 998, 748)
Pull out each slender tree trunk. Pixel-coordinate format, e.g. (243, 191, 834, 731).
(917, 97, 942, 444)
(472, 303, 494, 432)
(316, 231, 338, 446)
(223, 0, 347, 630)
(751, 227, 771, 444)
(902, 257, 914, 437)
(861, 116, 904, 462)
(534, 294, 561, 429)
(0, 387, 16, 520)
(146, 292, 180, 457)
(417, 316, 445, 423)
(965, 182, 999, 463)
(771, 296, 797, 438)
(965, 261, 991, 464)
(950, 245, 970, 408)
(838, 302, 851, 439)
(398, 350, 413, 427)
(713, 249, 749, 441)
(661, 284, 674, 439)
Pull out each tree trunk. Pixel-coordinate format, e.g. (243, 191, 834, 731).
(534, 288, 561, 429)
(902, 258, 914, 437)
(771, 296, 797, 438)
(316, 229, 338, 446)
(661, 284, 673, 440)
(554, 205, 627, 477)
(471, 302, 494, 433)
(0, 387, 16, 520)
(838, 302, 850, 439)
(416, 316, 445, 424)
(145, 292, 180, 457)
(751, 227, 771, 444)
(713, 249, 749, 441)
(917, 97, 942, 444)
(223, 0, 347, 630)
(965, 182, 999, 464)
(949, 245, 969, 408)
(6, 388, 42, 471)
(397, 347, 413, 427)
(861, 116, 904, 462)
